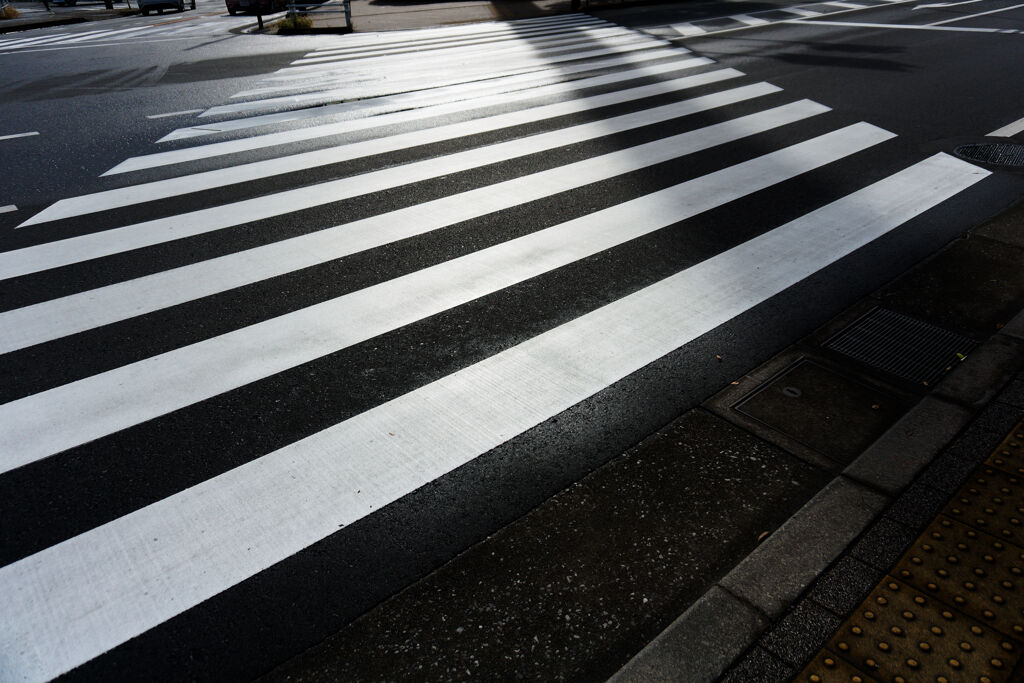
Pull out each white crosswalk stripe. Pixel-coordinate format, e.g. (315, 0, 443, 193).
(0, 18, 241, 52)
(0, 14, 991, 682)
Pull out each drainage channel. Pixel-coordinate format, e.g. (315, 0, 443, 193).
(798, 418, 1024, 682)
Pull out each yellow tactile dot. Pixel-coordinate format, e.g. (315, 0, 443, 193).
(971, 626, 984, 635)
(942, 611, 955, 620)
(863, 611, 875, 620)
(823, 657, 836, 668)
(808, 675, 820, 682)
(851, 626, 863, 635)
(931, 626, 943, 636)
(955, 596, 967, 605)
(937, 677, 949, 683)
(939, 569, 950, 577)
(889, 582, 899, 590)
(948, 658, 961, 669)
(914, 596, 926, 605)
(991, 658, 1004, 668)
(1001, 641, 1014, 651)
(958, 543, 969, 551)
(965, 581, 977, 590)
(919, 642, 932, 652)
(912, 557, 923, 565)
(906, 658, 919, 668)
(901, 569, 912, 578)
(927, 583, 939, 591)
(891, 626, 904, 636)
(864, 658, 878, 669)
(878, 642, 890, 652)
(974, 568, 987, 577)
(993, 595, 1006, 604)
(877, 597, 888, 606)
(960, 641, 973, 651)
(983, 610, 995, 619)
(923, 544, 934, 552)
(838, 642, 849, 651)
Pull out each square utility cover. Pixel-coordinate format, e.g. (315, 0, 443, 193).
(734, 359, 909, 464)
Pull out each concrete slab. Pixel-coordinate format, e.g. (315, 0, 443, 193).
(610, 586, 767, 683)
(758, 599, 842, 667)
(805, 555, 884, 617)
(932, 334, 1024, 408)
(719, 476, 888, 619)
(719, 646, 794, 683)
(842, 396, 973, 495)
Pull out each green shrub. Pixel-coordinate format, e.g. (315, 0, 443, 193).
(276, 13, 312, 30)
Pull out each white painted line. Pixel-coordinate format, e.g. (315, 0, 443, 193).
(18, 80, 774, 232)
(782, 7, 825, 16)
(790, 18, 1003, 31)
(201, 39, 668, 117)
(290, 26, 642, 67)
(825, 1, 867, 8)
(671, 22, 707, 35)
(270, 31, 661, 79)
(53, 25, 149, 45)
(1, 100, 830, 354)
(914, 0, 982, 9)
(989, 116, 1024, 137)
(303, 18, 610, 60)
(0, 205, 17, 214)
(26, 70, 747, 225)
(732, 14, 770, 25)
(111, 56, 715, 174)
(157, 47, 688, 142)
(0, 153, 986, 683)
(0, 131, 39, 142)
(0, 122, 889, 475)
(928, 1, 1024, 24)
(146, 108, 206, 120)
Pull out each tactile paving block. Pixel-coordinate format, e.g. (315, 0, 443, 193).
(987, 419, 1024, 476)
(943, 467, 1024, 546)
(818, 578, 1021, 681)
(795, 649, 873, 682)
(893, 516, 1024, 640)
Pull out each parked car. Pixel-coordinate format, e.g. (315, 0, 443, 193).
(138, 0, 184, 13)
(224, 0, 285, 14)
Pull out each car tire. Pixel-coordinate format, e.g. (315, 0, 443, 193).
(228, 7, 236, 12)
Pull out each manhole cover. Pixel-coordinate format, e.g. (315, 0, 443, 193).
(825, 307, 974, 385)
(733, 359, 907, 464)
(954, 142, 1024, 168)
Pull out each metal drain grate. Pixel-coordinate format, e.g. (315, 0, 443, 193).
(825, 308, 975, 385)
(955, 143, 1024, 168)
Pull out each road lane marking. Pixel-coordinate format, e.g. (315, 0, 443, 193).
(27, 70, 748, 224)
(989, 116, 1024, 137)
(789, 18, 1005, 31)
(0, 205, 17, 214)
(1, 100, 829, 353)
(733, 14, 770, 25)
(0, 152, 985, 683)
(928, 1, 1024, 23)
(111, 56, 714, 174)
(0, 123, 893, 474)
(157, 46, 689, 141)
(146, 108, 206, 120)
(200, 39, 668, 118)
(914, 0, 983, 9)
(16, 81, 776, 235)
(671, 22, 707, 35)
(0, 131, 39, 142)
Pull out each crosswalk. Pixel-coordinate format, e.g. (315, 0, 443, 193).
(0, 12, 991, 681)
(0, 14, 247, 53)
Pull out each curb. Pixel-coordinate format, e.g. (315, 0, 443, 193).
(612, 302, 1024, 681)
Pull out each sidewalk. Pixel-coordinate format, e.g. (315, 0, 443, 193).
(263, 189, 1024, 681)
(0, 0, 135, 33)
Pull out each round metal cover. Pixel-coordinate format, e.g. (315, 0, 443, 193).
(954, 142, 1024, 168)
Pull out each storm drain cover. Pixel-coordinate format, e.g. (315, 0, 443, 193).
(954, 142, 1024, 168)
(825, 307, 975, 385)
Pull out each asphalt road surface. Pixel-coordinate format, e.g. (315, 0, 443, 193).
(1, 2, 1022, 679)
